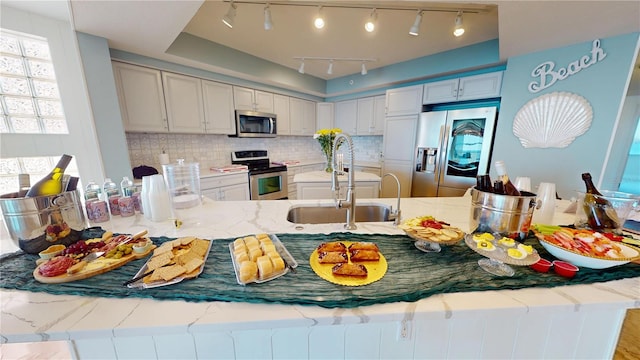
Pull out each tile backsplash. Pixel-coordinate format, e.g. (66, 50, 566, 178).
(126, 133, 383, 172)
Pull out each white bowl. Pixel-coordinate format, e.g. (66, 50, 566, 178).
(538, 238, 640, 269)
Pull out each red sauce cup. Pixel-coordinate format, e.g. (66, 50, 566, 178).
(552, 260, 579, 278)
(530, 258, 552, 273)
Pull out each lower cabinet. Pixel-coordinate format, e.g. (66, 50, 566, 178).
(353, 165, 382, 177)
(296, 181, 380, 200)
(287, 163, 324, 199)
(201, 173, 250, 201)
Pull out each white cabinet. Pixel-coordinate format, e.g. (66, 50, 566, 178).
(200, 173, 250, 201)
(353, 165, 382, 177)
(233, 86, 274, 113)
(385, 85, 423, 117)
(202, 80, 235, 134)
(297, 181, 379, 200)
(162, 72, 205, 133)
(356, 95, 385, 135)
(112, 62, 168, 132)
(316, 102, 334, 131)
(422, 71, 503, 104)
(287, 163, 323, 199)
(289, 98, 316, 135)
(335, 100, 357, 135)
(381, 115, 417, 198)
(273, 94, 290, 135)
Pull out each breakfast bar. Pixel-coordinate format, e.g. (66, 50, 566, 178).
(1, 195, 639, 359)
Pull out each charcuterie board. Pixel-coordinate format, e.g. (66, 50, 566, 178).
(33, 244, 155, 284)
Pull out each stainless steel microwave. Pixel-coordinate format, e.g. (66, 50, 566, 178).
(232, 110, 277, 138)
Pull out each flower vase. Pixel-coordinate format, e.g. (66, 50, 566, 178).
(324, 153, 333, 173)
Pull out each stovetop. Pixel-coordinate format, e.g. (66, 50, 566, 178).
(231, 150, 287, 173)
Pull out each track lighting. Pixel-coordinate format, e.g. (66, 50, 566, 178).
(298, 59, 305, 74)
(314, 6, 325, 29)
(327, 60, 333, 75)
(361, 62, 367, 75)
(222, 0, 237, 28)
(453, 11, 465, 37)
(293, 56, 376, 76)
(409, 10, 423, 36)
(264, 3, 273, 30)
(364, 8, 377, 32)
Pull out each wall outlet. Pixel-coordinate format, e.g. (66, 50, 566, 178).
(396, 320, 412, 341)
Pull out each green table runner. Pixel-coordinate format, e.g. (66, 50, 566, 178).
(1, 232, 638, 308)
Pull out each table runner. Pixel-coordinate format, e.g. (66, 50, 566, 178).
(1, 231, 638, 308)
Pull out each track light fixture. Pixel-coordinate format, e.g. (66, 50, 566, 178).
(264, 3, 273, 30)
(327, 60, 333, 75)
(314, 6, 325, 29)
(361, 62, 367, 75)
(453, 11, 465, 37)
(298, 59, 305, 74)
(409, 10, 423, 36)
(364, 8, 377, 32)
(293, 56, 376, 76)
(222, 0, 237, 28)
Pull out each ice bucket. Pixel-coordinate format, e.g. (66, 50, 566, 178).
(0, 190, 88, 254)
(574, 190, 639, 234)
(469, 187, 538, 239)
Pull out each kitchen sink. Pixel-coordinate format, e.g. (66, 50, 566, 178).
(286, 203, 392, 224)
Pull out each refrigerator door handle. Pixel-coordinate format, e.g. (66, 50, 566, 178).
(435, 124, 447, 183)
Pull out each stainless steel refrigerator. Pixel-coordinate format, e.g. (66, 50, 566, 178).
(411, 106, 498, 197)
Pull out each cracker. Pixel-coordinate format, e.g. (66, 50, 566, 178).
(176, 249, 199, 266)
(147, 252, 173, 270)
(157, 264, 186, 281)
(180, 236, 196, 246)
(190, 239, 210, 257)
(153, 243, 173, 256)
(184, 257, 204, 273)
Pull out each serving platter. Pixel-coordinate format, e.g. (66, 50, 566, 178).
(465, 233, 541, 266)
(399, 215, 465, 253)
(309, 241, 387, 286)
(230, 234, 298, 285)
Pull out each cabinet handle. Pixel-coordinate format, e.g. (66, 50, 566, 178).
(458, 87, 463, 96)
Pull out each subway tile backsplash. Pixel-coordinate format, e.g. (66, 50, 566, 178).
(126, 133, 383, 172)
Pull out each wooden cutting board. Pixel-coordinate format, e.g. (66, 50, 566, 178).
(33, 245, 156, 284)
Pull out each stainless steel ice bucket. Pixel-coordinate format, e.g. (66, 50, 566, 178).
(0, 190, 88, 254)
(469, 187, 538, 239)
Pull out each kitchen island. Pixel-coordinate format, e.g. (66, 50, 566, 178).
(1, 195, 638, 359)
(294, 170, 381, 199)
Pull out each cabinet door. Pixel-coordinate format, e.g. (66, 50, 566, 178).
(381, 160, 413, 198)
(422, 79, 459, 105)
(457, 72, 503, 101)
(371, 95, 386, 135)
(289, 97, 305, 135)
(202, 189, 220, 200)
(220, 183, 250, 201)
(335, 100, 358, 135)
(385, 85, 423, 117)
(233, 86, 255, 110)
(162, 72, 205, 133)
(382, 115, 416, 197)
(316, 102, 334, 131)
(356, 97, 374, 135)
(273, 94, 290, 135)
(112, 62, 168, 132)
(202, 80, 235, 134)
(255, 91, 274, 113)
(302, 99, 317, 135)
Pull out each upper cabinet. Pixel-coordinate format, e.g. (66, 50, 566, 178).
(112, 62, 168, 132)
(335, 99, 358, 135)
(202, 80, 235, 135)
(422, 71, 504, 105)
(357, 95, 386, 135)
(289, 97, 316, 135)
(385, 84, 423, 117)
(273, 94, 290, 135)
(233, 86, 274, 113)
(316, 102, 334, 131)
(162, 72, 205, 133)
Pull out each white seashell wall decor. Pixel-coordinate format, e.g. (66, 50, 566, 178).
(512, 91, 593, 148)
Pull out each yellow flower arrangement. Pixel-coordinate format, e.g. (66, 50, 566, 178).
(313, 128, 342, 172)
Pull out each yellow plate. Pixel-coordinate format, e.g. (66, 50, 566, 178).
(309, 241, 388, 286)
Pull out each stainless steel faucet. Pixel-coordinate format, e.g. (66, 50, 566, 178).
(382, 173, 402, 226)
(331, 133, 356, 230)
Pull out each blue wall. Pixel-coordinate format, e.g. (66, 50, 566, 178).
(493, 32, 639, 198)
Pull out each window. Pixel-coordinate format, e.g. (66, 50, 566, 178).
(0, 28, 68, 134)
(0, 28, 75, 196)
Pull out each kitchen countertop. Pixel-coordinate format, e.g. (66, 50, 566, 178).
(1, 195, 638, 357)
(294, 170, 381, 183)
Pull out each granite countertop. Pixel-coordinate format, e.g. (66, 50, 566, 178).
(294, 171, 381, 183)
(1, 195, 638, 344)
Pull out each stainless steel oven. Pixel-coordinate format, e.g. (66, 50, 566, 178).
(232, 150, 288, 200)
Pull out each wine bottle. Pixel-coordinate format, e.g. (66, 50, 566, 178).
(493, 179, 505, 194)
(24, 154, 72, 197)
(494, 160, 521, 196)
(476, 174, 493, 192)
(581, 173, 620, 230)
